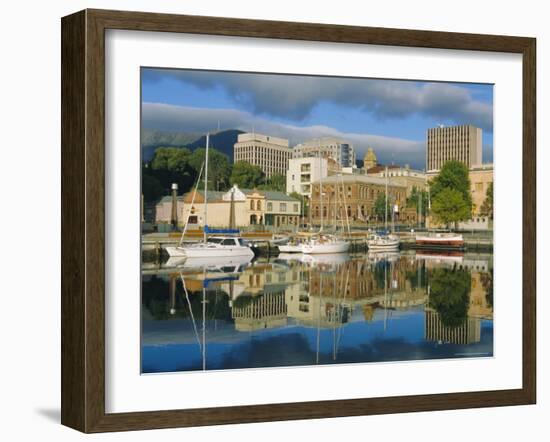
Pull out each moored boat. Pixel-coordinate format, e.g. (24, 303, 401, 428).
(301, 234, 350, 254)
(164, 133, 253, 259)
(166, 235, 254, 258)
(278, 243, 304, 253)
(367, 233, 400, 251)
(415, 232, 464, 249)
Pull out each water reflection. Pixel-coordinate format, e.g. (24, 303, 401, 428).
(141, 250, 493, 373)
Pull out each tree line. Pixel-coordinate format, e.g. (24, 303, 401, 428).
(142, 146, 286, 203)
(427, 161, 492, 228)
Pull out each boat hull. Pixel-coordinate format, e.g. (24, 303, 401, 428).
(165, 246, 187, 257)
(165, 245, 254, 258)
(415, 234, 464, 249)
(415, 240, 464, 247)
(278, 244, 303, 253)
(184, 246, 254, 258)
(301, 241, 350, 254)
(367, 242, 400, 251)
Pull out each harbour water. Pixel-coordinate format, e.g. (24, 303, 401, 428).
(141, 250, 493, 373)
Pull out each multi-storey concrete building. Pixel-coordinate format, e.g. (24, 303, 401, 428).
(366, 163, 427, 195)
(425, 310, 481, 345)
(309, 175, 407, 223)
(286, 156, 341, 197)
(469, 163, 494, 216)
(233, 133, 292, 178)
(427, 124, 482, 172)
(292, 137, 356, 168)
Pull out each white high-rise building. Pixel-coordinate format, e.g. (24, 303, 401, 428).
(233, 133, 292, 178)
(286, 157, 338, 198)
(426, 124, 482, 172)
(292, 137, 356, 168)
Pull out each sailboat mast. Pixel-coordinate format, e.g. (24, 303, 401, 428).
(385, 166, 388, 232)
(179, 161, 204, 246)
(318, 141, 323, 233)
(203, 133, 209, 243)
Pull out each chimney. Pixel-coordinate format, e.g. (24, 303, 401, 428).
(170, 183, 178, 227)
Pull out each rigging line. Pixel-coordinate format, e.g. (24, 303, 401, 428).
(179, 272, 202, 351)
(179, 161, 205, 246)
(336, 264, 350, 352)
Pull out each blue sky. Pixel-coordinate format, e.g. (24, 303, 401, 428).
(141, 68, 493, 170)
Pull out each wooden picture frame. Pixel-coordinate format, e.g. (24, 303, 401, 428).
(61, 8, 536, 433)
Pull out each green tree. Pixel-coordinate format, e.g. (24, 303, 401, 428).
(431, 188, 471, 229)
(429, 266, 471, 328)
(373, 193, 391, 222)
(141, 172, 164, 203)
(406, 186, 429, 218)
(149, 147, 195, 195)
(479, 182, 493, 219)
(189, 147, 232, 192)
(429, 161, 472, 229)
(230, 161, 265, 188)
(258, 174, 286, 192)
(151, 146, 192, 173)
(430, 161, 472, 202)
(289, 191, 308, 218)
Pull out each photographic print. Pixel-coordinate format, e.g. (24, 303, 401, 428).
(140, 68, 494, 374)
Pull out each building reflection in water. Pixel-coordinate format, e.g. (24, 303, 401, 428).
(141, 250, 494, 372)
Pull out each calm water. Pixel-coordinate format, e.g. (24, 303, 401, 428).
(141, 250, 493, 373)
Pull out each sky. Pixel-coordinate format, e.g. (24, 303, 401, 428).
(141, 68, 494, 170)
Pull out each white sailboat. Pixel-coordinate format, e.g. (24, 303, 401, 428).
(165, 133, 255, 259)
(278, 236, 305, 253)
(367, 166, 400, 252)
(301, 234, 350, 254)
(301, 145, 350, 255)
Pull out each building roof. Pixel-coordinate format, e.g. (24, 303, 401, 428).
(159, 188, 300, 204)
(260, 190, 300, 202)
(158, 195, 185, 203)
(239, 189, 299, 202)
(363, 147, 377, 162)
(366, 164, 401, 174)
(159, 190, 226, 204)
(311, 174, 407, 188)
(469, 163, 494, 172)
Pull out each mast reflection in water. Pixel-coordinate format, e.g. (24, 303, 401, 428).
(141, 251, 493, 373)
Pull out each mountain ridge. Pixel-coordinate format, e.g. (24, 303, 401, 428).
(141, 128, 244, 162)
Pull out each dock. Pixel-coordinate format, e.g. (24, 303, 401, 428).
(142, 228, 493, 261)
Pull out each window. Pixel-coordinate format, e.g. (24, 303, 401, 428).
(280, 203, 287, 212)
(221, 238, 237, 246)
(250, 200, 255, 210)
(475, 182, 483, 192)
(267, 202, 273, 211)
(294, 204, 299, 212)
(257, 200, 261, 210)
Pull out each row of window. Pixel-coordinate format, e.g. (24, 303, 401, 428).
(249, 200, 299, 213)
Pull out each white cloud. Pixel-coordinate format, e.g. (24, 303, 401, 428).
(143, 69, 493, 131)
(142, 102, 427, 168)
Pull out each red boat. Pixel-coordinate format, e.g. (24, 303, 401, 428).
(415, 232, 464, 249)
